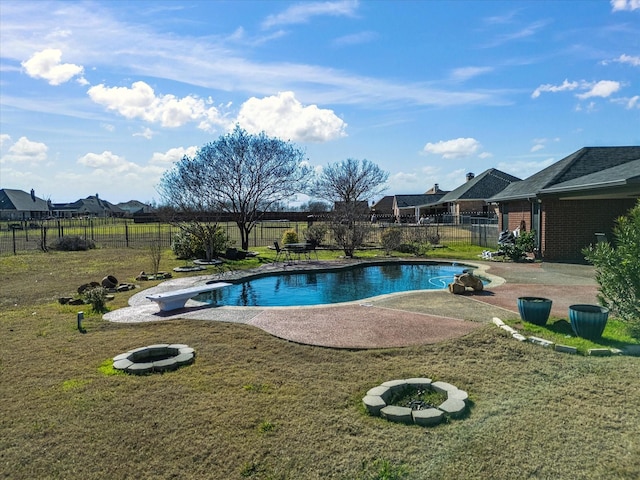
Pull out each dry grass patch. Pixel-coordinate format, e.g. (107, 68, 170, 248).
(1, 248, 640, 479)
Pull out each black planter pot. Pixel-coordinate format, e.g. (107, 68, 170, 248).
(569, 304, 609, 340)
(517, 297, 553, 326)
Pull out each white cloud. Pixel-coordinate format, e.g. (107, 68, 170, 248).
(150, 146, 198, 165)
(531, 79, 579, 98)
(133, 128, 156, 140)
(531, 144, 544, 152)
(21, 49, 85, 85)
(576, 80, 621, 99)
(1, 136, 48, 164)
(333, 31, 377, 47)
(451, 66, 493, 82)
(627, 96, 640, 109)
(613, 54, 640, 66)
(262, 0, 358, 29)
(236, 91, 347, 142)
(611, 0, 640, 12)
(422, 138, 481, 159)
(87, 81, 227, 130)
(533, 79, 622, 101)
(497, 158, 556, 179)
(0, 134, 11, 148)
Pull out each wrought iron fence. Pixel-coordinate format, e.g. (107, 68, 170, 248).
(0, 215, 498, 254)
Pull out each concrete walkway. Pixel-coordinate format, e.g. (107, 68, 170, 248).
(104, 259, 599, 349)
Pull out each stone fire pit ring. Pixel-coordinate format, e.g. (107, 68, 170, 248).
(113, 344, 195, 375)
(362, 378, 468, 427)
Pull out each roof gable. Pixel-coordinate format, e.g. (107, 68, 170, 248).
(394, 193, 448, 208)
(0, 188, 50, 212)
(438, 169, 521, 203)
(490, 146, 640, 201)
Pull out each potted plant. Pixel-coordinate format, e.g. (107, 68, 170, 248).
(568, 304, 609, 340)
(517, 297, 553, 326)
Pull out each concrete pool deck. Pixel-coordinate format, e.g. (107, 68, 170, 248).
(104, 259, 600, 349)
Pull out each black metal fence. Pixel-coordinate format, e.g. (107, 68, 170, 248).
(0, 215, 498, 254)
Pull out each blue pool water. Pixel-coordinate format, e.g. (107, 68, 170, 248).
(195, 262, 473, 307)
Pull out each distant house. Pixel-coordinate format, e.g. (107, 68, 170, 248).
(0, 188, 50, 221)
(392, 184, 449, 222)
(433, 169, 520, 218)
(371, 195, 395, 220)
(117, 200, 154, 216)
(52, 194, 125, 218)
(489, 146, 640, 262)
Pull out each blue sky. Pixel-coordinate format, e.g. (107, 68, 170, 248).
(1, 0, 639, 205)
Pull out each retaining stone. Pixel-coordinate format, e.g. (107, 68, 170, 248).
(588, 348, 612, 357)
(447, 389, 469, 402)
(405, 377, 432, 388)
(173, 352, 195, 366)
(366, 386, 392, 402)
(381, 379, 408, 394)
(127, 362, 154, 375)
(153, 358, 179, 372)
(380, 405, 413, 424)
(412, 408, 444, 427)
(492, 317, 505, 327)
(555, 344, 578, 354)
(512, 333, 527, 342)
(113, 358, 133, 370)
(362, 395, 386, 416)
(528, 336, 555, 348)
(431, 381, 458, 394)
(438, 398, 467, 418)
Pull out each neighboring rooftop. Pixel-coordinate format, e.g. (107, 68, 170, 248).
(490, 146, 640, 202)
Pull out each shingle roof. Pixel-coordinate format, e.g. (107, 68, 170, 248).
(394, 193, 447, 208)
(437, 168, 521, 203)
(541, 158, 640, 194)
(489, 146, 640, 202)
(0, 188, 50, 212)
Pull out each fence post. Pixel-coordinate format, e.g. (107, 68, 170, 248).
(125, 223, 129, 248)
(12, 227, 16, 255)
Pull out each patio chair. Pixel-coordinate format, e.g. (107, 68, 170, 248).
(273, 241, 290, 263)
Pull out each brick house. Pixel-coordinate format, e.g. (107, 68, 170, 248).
(431, 169, 520, 218)
(0, 188, 51, 221)
(489, 146, 640, 262)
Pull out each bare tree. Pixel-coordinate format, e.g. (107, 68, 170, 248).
(310, 158, 388, 256)
(159, 126, 311, 251)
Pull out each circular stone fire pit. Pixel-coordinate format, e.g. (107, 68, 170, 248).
(362, 378, 468, 427)
(112, 344, 195, 375)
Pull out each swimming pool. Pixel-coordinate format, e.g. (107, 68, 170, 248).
(195, 262, 474, 307)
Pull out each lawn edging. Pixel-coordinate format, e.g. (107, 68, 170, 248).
(492, 317, 640, 357)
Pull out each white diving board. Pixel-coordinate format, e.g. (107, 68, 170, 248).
(146, 282, 232, 312)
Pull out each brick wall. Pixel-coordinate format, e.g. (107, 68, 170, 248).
(542, 198, 637, 262)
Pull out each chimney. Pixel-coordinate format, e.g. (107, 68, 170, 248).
(434, 183, 439, 192)
(30, 189, 36, 202)
(466, 172, 475, 182)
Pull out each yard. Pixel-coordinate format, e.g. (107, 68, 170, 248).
(1, 247, 639, 479)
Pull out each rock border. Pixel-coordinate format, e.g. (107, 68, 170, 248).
(112, 344, 195, 375)
(492, 317, 640, 357)
(363, 378, 469, 427)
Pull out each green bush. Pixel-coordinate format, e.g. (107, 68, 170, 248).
(49, 235, 96, 251)
(304, 224, 327, 246)
(83, 286, 108, 313)
(381, 227, 403, 255)
(281, 229, 299, 245)
(502, 230, 536, 262)
(583, 201, 640, 323)
(172, 224, 228, 260)
(172, 230, 205, 259)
